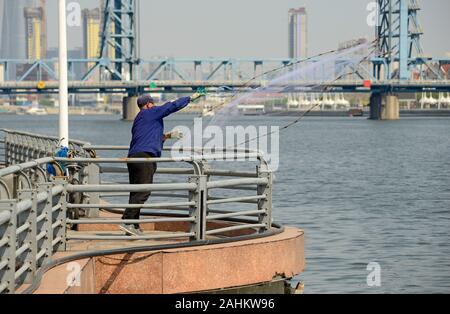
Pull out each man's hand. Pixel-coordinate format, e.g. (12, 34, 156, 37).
(164, 130, 183, 141)
(190, 89, 206, 102)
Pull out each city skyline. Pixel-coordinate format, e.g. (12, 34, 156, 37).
(1, 0, 449, 60)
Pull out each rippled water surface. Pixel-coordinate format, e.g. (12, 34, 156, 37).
(1, 114, 449, 293)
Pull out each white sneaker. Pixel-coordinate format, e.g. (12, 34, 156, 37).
(119, 224, 142, 236)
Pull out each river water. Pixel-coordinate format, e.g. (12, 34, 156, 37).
(1, 113, 449, 293)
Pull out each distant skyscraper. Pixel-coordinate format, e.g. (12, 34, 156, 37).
(82, 8, 101, 69)
(288, 7, 308, 59)
(24, 7, 45, 59)
(1, 0, 34, 79)
(38, 0, 48, 59)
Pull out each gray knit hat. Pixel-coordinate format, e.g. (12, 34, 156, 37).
(137, 95, 155, 108)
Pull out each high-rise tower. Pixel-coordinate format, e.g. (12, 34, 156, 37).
(288, 7, 308, 59)
(38, 0, 47, 59)
(24, 7, 44, 59)
(82, 8, 101, 70)
(0, 0, 34, 79)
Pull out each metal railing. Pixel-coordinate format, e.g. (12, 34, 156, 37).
(0, 136, 5, 168)
(1, 129, 92, 166)
(0, 130, 275, 294)
(0, 180, 66, 293)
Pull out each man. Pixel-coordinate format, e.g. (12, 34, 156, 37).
(120, 92, 204, 236)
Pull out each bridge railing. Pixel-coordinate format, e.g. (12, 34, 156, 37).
(0, 58, 295, 82)
(0, 136, 5, 168)
(0, 130, 275, 294)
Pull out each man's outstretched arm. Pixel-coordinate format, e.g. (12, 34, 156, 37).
(155, 97, 191, 119)
(154, 92, 206, 119)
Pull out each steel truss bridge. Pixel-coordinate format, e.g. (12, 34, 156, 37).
(0, 0, 450, 96)
(1, 80, 450, 96)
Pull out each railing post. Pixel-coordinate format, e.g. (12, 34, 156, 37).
(23, 136, 31, 161)
(188, 175, 207, 241)
(17, 190, 37, 284)
(0, 200, 17, 294)
(16, 134, 22, 163)
(3, 131, 9, 167)
(4, 132, 9, 166)
(257, 169, 273, 232)
(12, 173, 19, 199)
(82, 163, 100, 218)
(9, 133, 16, 165)
(16, 134, 24, 163)
(52, 178, 67, 252)
(7, 133, 13, 164)
(8, 133, 13, 165)
(37, 183, 54, 266)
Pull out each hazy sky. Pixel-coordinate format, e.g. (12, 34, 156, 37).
(2, 0, 450, 58)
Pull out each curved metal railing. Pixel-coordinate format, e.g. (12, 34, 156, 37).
(0, 129, 276, 294)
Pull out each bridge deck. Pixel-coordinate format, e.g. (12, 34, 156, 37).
(1, 80, 450, 94)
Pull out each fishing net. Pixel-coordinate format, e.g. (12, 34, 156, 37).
(208, 41, 376, 128)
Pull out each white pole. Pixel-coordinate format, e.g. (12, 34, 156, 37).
(58, 0, 69, 147)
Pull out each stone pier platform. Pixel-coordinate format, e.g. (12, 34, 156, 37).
(31, 212, 305, 294)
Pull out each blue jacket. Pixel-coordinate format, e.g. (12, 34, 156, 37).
(128, 97, 191, 157)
